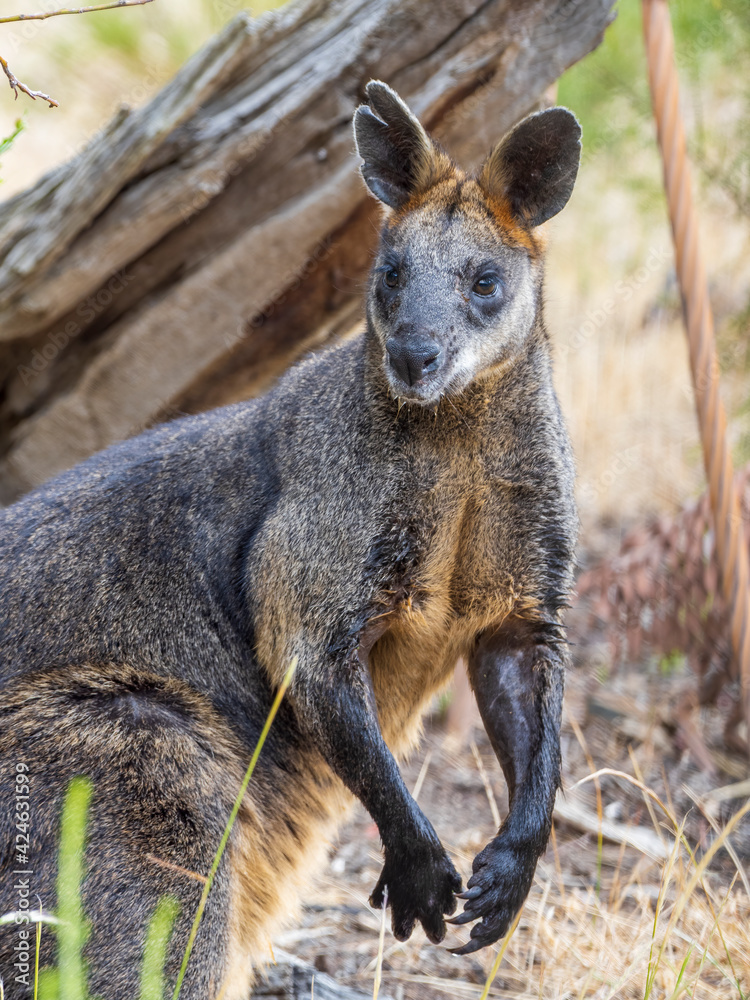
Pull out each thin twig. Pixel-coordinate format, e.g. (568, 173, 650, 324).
(470, 740, 501, 829)
(373, 887, 387, 1000)
(145, 853, 208, 885)
(0, 54, 58, 107)
(0, 0, 155, 24)
(411, 748, 432, 804)
(0, 1, 154, 106)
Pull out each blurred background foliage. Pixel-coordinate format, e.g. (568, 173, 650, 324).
(0, 0, 749, 557)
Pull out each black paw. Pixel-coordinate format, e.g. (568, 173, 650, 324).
(370, 840, 462, 944)
(447, 834, 538, 954)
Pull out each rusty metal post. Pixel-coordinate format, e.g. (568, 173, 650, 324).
(643, 0, 750, 740)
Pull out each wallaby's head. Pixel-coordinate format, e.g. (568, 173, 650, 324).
(354, 81, 581, 406)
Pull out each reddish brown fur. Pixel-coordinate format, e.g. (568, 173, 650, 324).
(390, 172, 543, 257)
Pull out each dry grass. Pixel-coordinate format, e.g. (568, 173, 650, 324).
(473, 855, 749, 1000)
(306, 786, 750, 1000)
(470, 775, 749, 1000)
(286, 666, 750, 1000)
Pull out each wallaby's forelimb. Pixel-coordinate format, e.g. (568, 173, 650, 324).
(289, 647, 461, 943)
(449, 619, 564, 954)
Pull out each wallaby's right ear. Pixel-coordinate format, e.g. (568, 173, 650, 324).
(354, 81, 448, 209)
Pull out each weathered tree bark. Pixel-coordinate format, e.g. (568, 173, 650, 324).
(0, 0, 615, 500)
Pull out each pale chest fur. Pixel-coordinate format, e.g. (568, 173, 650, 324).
(368, 450, 529, 755)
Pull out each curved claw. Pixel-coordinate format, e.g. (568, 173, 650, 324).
(445, 910, 475, 926)
(449, 936, 487, 956)
(450, 915, 508, 956)
(456, 885, 483, 900)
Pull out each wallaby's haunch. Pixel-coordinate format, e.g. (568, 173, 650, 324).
(0, 82, 579, 998)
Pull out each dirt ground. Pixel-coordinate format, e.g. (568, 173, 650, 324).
(265, 653, 750, 1000)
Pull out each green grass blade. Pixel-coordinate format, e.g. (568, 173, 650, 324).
(478, 908, 522, 1000)
(139, 896, 180, 1000)
(34, 915, 42, 1000)
(667, 944, 693, 1000)
(172, 657, 298, 1000)
(649, 800, 750, 997)
(644, 815, 687, 1000)
(56, 777, 93, 1000)
(0, 118, 23, 159)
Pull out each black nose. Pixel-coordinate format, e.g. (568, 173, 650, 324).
(386, 336, 442, 387)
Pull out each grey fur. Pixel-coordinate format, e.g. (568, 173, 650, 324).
(0, 83, 579, 996)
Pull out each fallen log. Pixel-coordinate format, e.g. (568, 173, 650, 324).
(0, 0, 616, 500)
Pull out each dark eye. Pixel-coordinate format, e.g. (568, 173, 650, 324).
(382, 268, 399, 289)
(472, 274, 499, 297)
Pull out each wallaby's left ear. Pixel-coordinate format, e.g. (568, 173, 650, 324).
(480, 108, 581, 228)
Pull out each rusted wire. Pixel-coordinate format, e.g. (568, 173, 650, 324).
(643, 0, 750, 741)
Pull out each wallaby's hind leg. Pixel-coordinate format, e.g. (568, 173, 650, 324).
(0, 664, 258, 1000)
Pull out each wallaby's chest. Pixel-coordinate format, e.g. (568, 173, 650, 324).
(396, 444, 526, 618)
(366, 452, 530, 752)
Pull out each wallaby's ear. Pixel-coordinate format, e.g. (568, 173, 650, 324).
(480, 108, 581, 228)
(354, 81, 448, 209)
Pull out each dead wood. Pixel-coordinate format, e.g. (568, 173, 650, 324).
(0, 0, 615, 499)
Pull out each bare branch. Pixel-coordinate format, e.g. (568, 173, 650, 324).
(0, 0, 154, 24)
(0, 0, 155, 107)
(0, 54, 58, 107)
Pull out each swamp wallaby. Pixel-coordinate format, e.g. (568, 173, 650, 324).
(0, 82, 580, 998)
